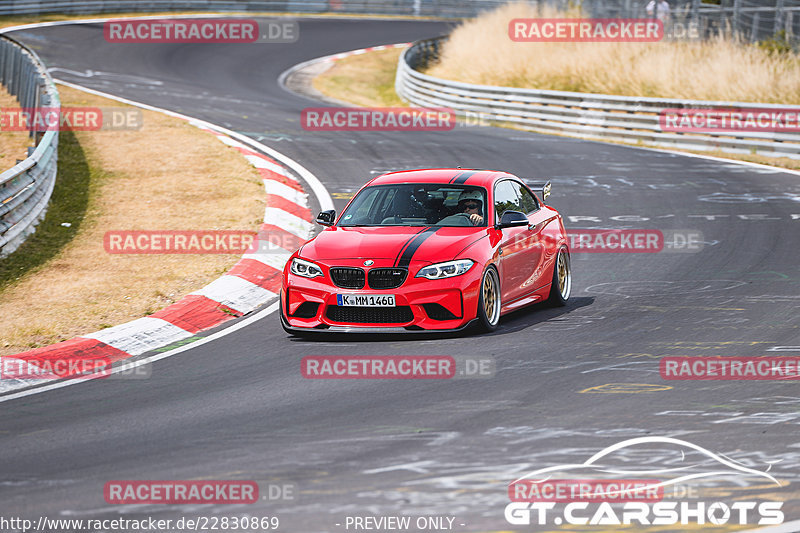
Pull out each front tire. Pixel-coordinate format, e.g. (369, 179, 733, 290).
(547, 247, 571, 306)
(476, 266, 501, 332)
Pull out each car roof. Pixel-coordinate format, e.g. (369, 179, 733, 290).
(367, 168, 512, 187)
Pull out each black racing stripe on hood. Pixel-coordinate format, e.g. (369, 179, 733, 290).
(450, 170, 479, 184)
(393, 227, 430, 267)
(395, 227, 440, 268)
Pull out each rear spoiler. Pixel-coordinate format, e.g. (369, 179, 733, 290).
(528, 180, 551, 202)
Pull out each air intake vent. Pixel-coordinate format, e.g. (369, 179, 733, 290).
(326, 306, 413, 324)
(292, 302, 320, 318)
(422, 303, 459, 321)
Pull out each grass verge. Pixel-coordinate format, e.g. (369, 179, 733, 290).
(427, 2, 800, 104)
(313, 48, 405, 107)
(0, 85, 264, 355)
(0, 87, 34, 169)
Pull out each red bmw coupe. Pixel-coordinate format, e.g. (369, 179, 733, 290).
(280, 169, 571, 334)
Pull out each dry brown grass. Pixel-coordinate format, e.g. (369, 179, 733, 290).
(0, 86, 34, 169)
(427, 2, 800, 104)
(313, 48, 405, 107)
(0, 85, 263, 354)
(311, 44, 800, 173)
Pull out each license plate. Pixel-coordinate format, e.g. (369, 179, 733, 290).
(336, 294, 396, 307)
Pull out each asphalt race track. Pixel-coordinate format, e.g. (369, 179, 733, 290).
(2, 16, 800, 532)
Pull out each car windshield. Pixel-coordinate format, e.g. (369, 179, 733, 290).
(338, 183, 488, 227)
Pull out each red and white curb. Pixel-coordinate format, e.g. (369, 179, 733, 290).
(0, 80, 332, 394)
(326, 43, 410, 62)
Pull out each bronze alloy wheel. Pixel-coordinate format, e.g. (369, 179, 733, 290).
(481, 267, 501, 328)
(557, 248, 572, 301)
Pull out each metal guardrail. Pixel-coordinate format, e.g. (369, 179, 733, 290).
(0, 0, 509, 18)
(1, 1, 798, 46)
(396, 36, 800, 160)
(0, 36, 60, 258)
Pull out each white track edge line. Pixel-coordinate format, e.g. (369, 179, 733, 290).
(0, 303, 279, 404)
(54, 78, 333, 211)
(0, 77, 330, 402)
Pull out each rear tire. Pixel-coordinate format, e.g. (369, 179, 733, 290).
(547, 247, 571, 307)
(476, 266, 501, 332)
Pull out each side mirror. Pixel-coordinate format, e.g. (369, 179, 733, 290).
(496, 210, 529, 229)
(528, 180, 552, 202)
(316, 209, 336, 226)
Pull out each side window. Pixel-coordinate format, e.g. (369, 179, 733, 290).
(513, 182, 539, 214)
(494, 181, 520, 222)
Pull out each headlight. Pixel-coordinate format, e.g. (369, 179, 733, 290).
(415, 259, 474, 280)
(290, 257, 324, 279)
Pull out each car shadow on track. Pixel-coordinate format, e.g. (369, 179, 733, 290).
(284, 297, 595, 343)
(484, 296, 595, 337)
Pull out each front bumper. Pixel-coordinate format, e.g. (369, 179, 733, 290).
(281, 261, 482, 332)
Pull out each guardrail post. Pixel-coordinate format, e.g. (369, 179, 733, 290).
(750, 11, 760, 42)
(732, 0, 741, 39)
(775, 0, 785, 35)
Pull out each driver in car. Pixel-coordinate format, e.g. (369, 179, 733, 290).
(457, 190, 484, 225)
